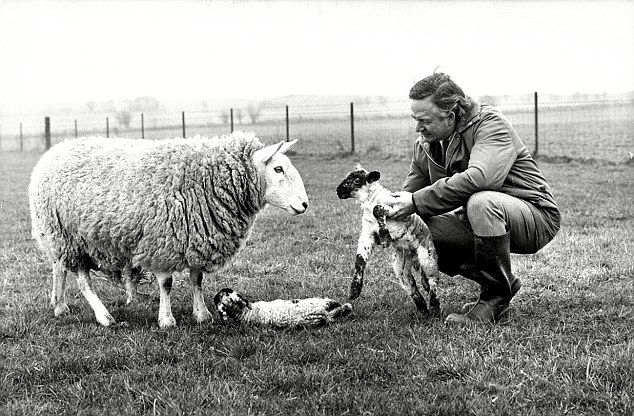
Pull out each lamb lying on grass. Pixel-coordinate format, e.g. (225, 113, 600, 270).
(213, 288, 353, 328)
(29, 132, 309, 328)
(336, 163, 441, 316)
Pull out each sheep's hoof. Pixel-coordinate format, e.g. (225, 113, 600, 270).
(158, 315, 177, 329)
(194, 308, 213, 324)
(96, 312, 116, 327)
(53, 303, 70, 317)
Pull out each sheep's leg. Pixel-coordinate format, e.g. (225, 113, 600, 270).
(372, 204, 392, 247)
(51, 260, 70, 317)
(416, 245, 441, 313)
(327, 303, 353, 321)
(76, 267, 116, 326)
(392, 249, 428, 314)
(350, 232, 376, 300)
(190, 268, 212, 323)
(155, 271, 177, 328)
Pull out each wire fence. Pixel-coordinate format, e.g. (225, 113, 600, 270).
(0, 95, 632, 163)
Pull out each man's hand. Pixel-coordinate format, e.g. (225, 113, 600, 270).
(385, 191, 417, 221)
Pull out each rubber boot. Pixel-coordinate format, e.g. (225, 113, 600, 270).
(445, 232, 515, 324)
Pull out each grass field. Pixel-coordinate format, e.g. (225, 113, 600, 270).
(1, 131, 633, 414)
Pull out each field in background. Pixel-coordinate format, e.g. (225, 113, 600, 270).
(1, 95, 633, 164)
(0, 115, 633, 414)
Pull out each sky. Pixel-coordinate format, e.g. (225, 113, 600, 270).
(0, 0, 633, 106)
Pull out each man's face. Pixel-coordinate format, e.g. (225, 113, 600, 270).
(410, 97, 456, 143)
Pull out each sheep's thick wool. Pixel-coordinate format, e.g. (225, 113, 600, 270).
(29, 132, 265, 275)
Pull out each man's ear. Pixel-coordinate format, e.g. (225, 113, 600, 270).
(367, 171, 381, 183)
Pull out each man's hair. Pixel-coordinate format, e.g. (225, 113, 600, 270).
(409, 72, 472, 121)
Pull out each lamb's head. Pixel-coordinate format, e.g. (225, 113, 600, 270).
(213, 288, 252, 323)
(253, 140, 309, 215)
(336, 163, 381, 201)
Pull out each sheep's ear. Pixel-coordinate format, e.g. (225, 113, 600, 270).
(367, 171, 381, 183)
(253, 140, 297, 166)
(354, 162, 365, 171)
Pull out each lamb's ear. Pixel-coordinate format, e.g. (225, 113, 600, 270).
(238, 293, 253, 310)
(354, 162, 365, 171)
(253, 140, 297, 166)
(367, 171, 381, 183)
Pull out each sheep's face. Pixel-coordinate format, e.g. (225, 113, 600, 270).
(253, 140, 309, 215)
(213, 288, 252, 323)
(336, 163, 381, 201)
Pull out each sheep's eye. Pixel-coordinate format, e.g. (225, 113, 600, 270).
(274, 166, 284, 174)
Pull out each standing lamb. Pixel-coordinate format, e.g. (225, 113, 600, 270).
(213, 288, 353, 328)
(336, 163, 440, 316)
(29, 131, 309, 328)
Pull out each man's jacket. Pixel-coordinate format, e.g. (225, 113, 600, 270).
(403, 99, 560, 224)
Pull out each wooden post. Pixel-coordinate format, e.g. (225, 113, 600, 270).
(534, 91, 539, 157)
(285, 105, 290, 142)
(45, 117, 51, 150)
(141, 113, 145, 139)
(20, 122, 23, 151)
(350, 102, 355, 153)
(106, 117, 110, 138)
(74, 119, 78, 138)
(182, 111, 186, 138)
(230, 108, 234, 133)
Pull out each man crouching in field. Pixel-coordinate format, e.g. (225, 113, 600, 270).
(385, 72, 561, 325)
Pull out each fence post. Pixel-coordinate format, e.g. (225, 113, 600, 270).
(285, 105, 290, 142)
(20, 122, 23, 151)
(74, 119, 78, 138)
(141, 113, 145, 139)
(230, 108, 234, 133)
(350, 102, 355, 153)
(534, 91, 539, 158)
(182, 111, 186, 138)
(45, 117, 51, 150)
(106, 117, 109, 138)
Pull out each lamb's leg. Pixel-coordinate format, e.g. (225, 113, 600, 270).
(327, 303, 353, 321)
(416, 245, 441, 314)
(155, 271, 177, 328)
(76, 266, 116, 326)
(190, 268, 213, 323)
(393, 249, 428, 314)
(372, 204, 392, 247)
(350, 232, 376, 300)
(51, 260, 70, 317)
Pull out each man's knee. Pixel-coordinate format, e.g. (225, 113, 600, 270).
(466, 192, 507, 236)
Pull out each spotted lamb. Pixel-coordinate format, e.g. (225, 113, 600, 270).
(336, 163, 441, 316)
(213, 288, 353, 328)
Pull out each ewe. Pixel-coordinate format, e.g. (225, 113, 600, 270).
(29, 132, 308, 328)
(336, 163, 441, 316)
(214, 288, 353, 328)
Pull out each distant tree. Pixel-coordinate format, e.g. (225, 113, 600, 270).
(87, 101, 96, 112)
(220, 111, 230, 125)
(247, 101, 264, 124)
(479, 95, 499, 106)
(131, 96, 161, 113)
(116, 110, 133, 129)
(235, 109, 244, 124)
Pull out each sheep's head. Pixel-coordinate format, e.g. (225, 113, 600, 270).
(336, 163, 381, 201)
(252, 140, 309, 215)
(213, 288, 252, 323)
